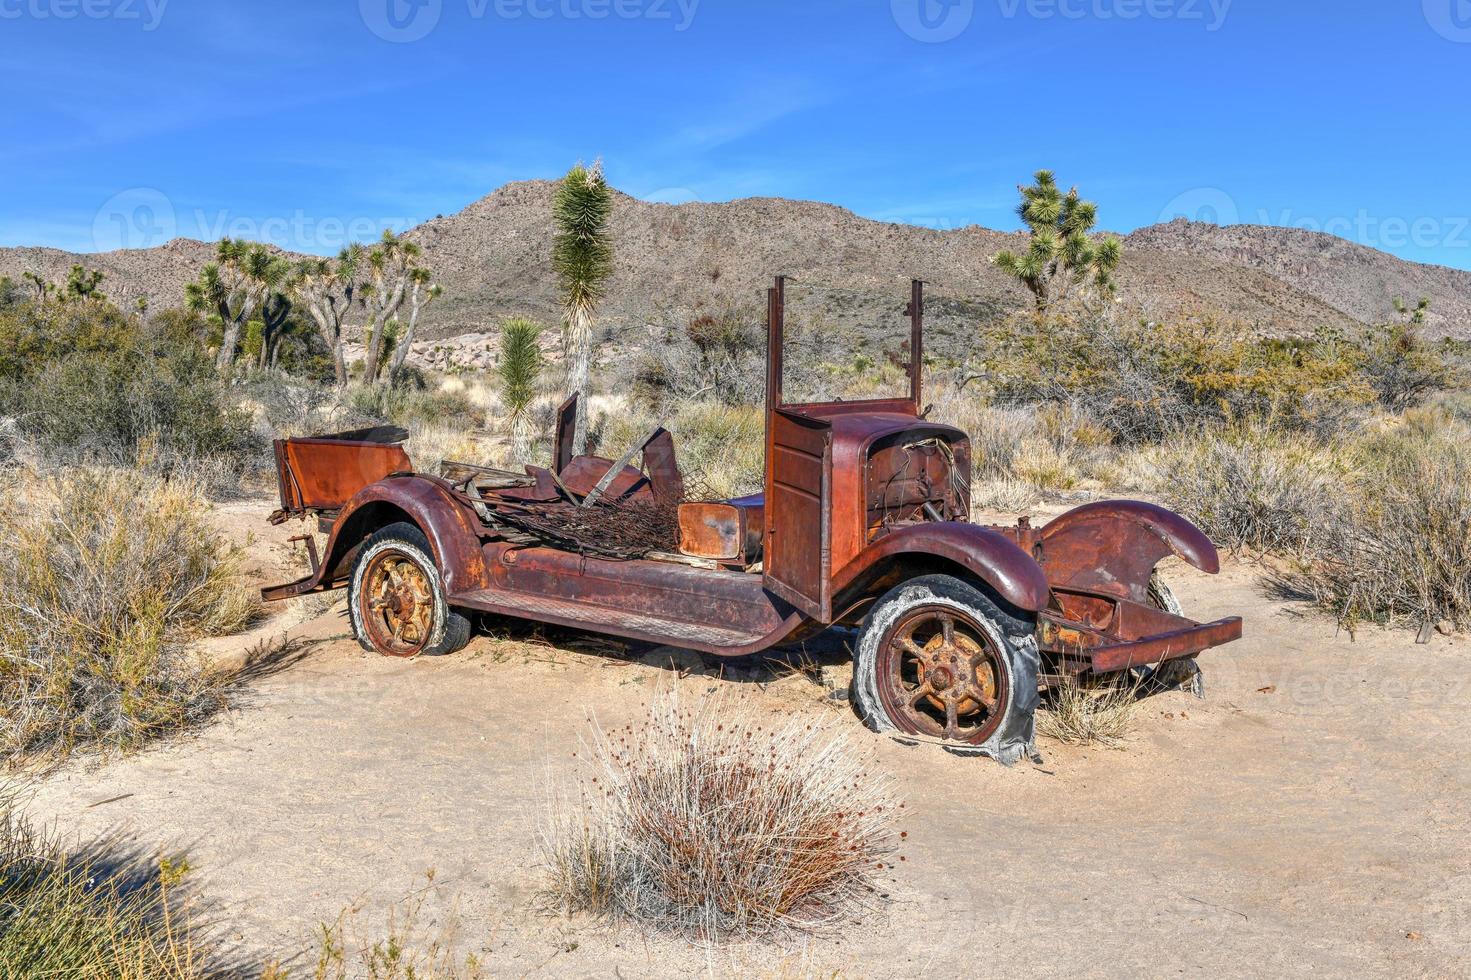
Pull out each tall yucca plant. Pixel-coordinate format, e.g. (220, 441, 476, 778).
(552, 161, 613, 455)
(498, 317, 544, 465)
(994, 170, 1122, 315)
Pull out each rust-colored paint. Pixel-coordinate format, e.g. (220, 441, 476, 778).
(262, 474, 486, 601)
(677, 502, 760, 562)
(274, 437, 411, 514)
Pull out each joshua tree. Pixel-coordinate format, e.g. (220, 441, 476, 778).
(1393, 296, 1431, 326)
(186, 238, 293, 371)
(63, 265, 105, 303)
(551, 161, 613, 454)
(498, 317, 544, 465)
(21, 271, 53, 302)
(294, 244, 365, 386)
(360, 231, 431, 384)
(386, 266, 443, 385)
(994, 170, 1122, 314)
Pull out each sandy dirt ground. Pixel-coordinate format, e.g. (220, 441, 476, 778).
(22, 498, 1471, 978)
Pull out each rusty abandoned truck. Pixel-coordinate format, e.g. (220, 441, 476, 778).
(263, 278, 1242, 761)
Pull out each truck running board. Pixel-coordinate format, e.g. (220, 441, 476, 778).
(452, 588, 794, 654)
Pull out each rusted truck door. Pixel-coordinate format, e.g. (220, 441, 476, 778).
(763, 408, 833, 619)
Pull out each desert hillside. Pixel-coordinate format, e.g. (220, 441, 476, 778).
(4, 181, 1470, 345)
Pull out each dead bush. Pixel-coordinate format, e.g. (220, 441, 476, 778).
(1280, 418, 1471, 634)
(0, 468, 256, 765)
(541, 688, 899, 940)
(1155, 424, 1344, 554)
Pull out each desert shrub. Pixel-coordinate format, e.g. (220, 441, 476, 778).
(1155, 424, 1344, 553)
(970, 478, 1038, 514)
(0, 468, 256, 765)
(982, 313, 1377, 443)
(0, 299, 259, 477)
(1358, 323, 1459, 412)
(405, 423, 495, 472)
(342, 379, 479, 430)
(542, 689, 899, 940)
(629, 308, 765, 408)
(602, 401, 765, 499)
(1281, 417, 1471, 634)
(0, 796, 230, 977)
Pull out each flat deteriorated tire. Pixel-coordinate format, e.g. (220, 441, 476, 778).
(852, 574, 1040, 764)
(1138, 571, 1205, 698)
(348, 522, 472, 658)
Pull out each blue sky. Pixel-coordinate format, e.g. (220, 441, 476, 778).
(2, 0, 1469, 268)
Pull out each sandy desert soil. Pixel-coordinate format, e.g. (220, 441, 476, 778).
(22, 498, 1471, 978)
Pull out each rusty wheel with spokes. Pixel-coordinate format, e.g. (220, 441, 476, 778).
(853, 574, 1040, 762)
(348, 522, 473, 658)
(876, 605, 1010, 744)
(359, 551, 436, 656)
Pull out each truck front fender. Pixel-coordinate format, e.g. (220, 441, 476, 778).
(1037, 499, 1220, 604)
(262, 475, 487, 601)
(833, 522, 1052, 614)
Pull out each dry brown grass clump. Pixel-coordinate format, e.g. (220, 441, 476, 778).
(1281, 414, 1471, 634)
(1155, 423, 1344, 554)
(541, 689, 900, 940)
(0, 468, 257, 765)
(1037, 675, 1140, 746)
(0, 791, 228, 977)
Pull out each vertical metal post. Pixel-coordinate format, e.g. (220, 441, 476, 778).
(908, 278, 924, 410)
(766, 275, 787, 413)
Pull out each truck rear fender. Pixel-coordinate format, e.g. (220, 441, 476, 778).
(267, 476, 487, 599)
(833, 523, 1052, 617)
(1036, 499, 1220, 604)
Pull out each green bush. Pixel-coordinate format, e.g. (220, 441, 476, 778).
(0, 796, 229, 978)
(0, 299, 259, 473)
(979, 312, 1410, 443)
